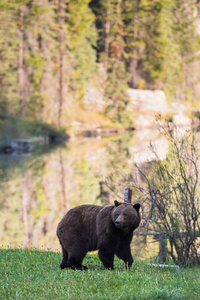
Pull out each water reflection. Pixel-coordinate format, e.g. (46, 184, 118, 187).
(0, 129, 166, 259)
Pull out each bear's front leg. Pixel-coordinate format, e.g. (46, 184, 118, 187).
(98, 247, 115, 270)
(126, 255, 133, 269)
(115, 236, 133, 269)
(116, 247, 133, 269)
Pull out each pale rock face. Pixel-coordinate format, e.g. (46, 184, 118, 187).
(135, 115, 156, 128)
(169, 102, 186, 114)
(127, 89, 167, 113)
(129, 138, 169, 164)
(172, 114, 192, 139)
(172, 114, 192, 127)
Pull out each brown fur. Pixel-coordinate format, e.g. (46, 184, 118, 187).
(56, 200, 140, 270)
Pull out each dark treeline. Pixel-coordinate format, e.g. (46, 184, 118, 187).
(0, 0, 200, 128)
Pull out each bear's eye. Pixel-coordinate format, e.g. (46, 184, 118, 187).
(123, 213, 129, 218)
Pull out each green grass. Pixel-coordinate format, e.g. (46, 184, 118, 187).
(0, 248, 200, 300)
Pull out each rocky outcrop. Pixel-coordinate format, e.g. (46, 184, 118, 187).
(172, 114, 192, 138)
(135, 115, 156, 128)
(80, 86, 197, 139)
(126, 88, 196, 135)
(127, 89, 167, 113)
(129, 137, 169, 164)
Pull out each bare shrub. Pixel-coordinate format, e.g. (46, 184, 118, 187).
(134, 128, 200, 266)
(106, 126, 200, 266)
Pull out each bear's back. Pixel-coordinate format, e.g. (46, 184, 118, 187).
(57, 204, 105, 251)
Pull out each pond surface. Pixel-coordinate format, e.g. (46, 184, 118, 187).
(0, 128, 165, 260)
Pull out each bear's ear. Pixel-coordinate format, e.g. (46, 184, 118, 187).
(114, 200, 120, 207)
(133, 203, 140, 212)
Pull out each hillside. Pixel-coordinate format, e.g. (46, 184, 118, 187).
(0, 0, 200, 133)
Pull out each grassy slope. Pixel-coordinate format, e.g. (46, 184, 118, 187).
(0, 248, 199, 300)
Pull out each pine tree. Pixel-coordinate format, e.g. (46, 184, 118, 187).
(57, 0, 68, 126)
(122, 0, 200, 101)
(91, 0, 132, 126)
(171, 0, 200, 100)
(0, 0, 48, 118)
(122, 0, 145, 88)
(67, 0, 98, 100)
(0, 0, 19, 115)
(104, 0, 131, 125)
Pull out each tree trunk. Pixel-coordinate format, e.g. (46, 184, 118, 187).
(18, 4, 26, 112)
(128, 0, 140, 88)
(57, 0, 66, 127)
(104, 6, 111, 79)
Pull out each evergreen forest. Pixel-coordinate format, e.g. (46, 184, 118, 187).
(1, 0, 200, 132)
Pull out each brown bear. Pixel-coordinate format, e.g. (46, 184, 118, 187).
(56, 200, 140, 270)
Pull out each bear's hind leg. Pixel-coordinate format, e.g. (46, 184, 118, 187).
(68, 251, 88, 270)
(60, 246, 69, 269)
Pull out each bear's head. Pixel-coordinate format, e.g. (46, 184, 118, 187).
(111, 200, 141, 233)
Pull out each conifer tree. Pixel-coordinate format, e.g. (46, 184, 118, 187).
(172, 0, 200, 100)
(67, 0, 97, 100)
(0, 0, 19, 115)
(91, 0, 132, 125)
(57, 0, 68, 126)
(104, 0, 130, 125)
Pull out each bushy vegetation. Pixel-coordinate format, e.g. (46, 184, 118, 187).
(135, 127, 200, 267)
(0, 114, 68, 146)
(106, 125, 200, 267)
(0, 248, 200, 299)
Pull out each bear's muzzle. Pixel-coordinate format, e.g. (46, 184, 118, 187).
(114, 220, 121, 228)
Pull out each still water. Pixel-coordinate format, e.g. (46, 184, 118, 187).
(0, 129, 166, 260)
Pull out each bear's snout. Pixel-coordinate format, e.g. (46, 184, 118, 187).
(114, 220, 121, 228)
